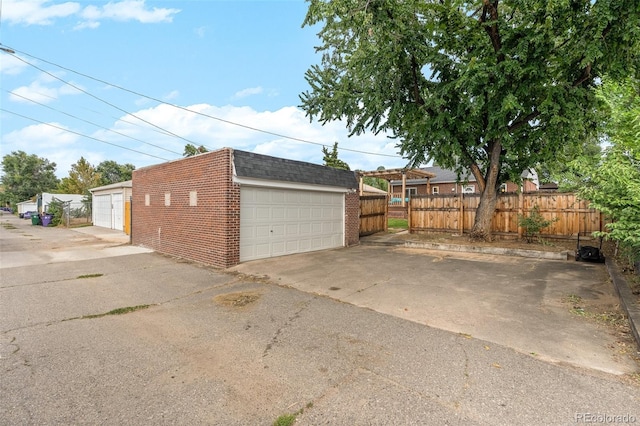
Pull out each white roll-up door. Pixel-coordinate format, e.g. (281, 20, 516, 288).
(93, 194, 112, 228)
(240, 187, 344, 262)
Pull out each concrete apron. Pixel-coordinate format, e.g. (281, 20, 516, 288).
(0, 216, 151, 269)
(231, 244, 639, 376)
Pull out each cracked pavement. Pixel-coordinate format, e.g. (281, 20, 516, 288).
(1, 214, 639, 425)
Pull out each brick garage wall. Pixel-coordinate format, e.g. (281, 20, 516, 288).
(132, 148, 240, 268)
(344, 190, 360, 246)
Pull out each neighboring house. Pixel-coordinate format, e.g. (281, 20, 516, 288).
(38, 193, 85, 213)
(132, 148, 360, 268)
(390, 165, 539, 197)
(16, 200, 37, 215)
(90, 180, 132, 234)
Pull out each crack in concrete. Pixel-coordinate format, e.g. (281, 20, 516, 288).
(263, 298, 313, 358)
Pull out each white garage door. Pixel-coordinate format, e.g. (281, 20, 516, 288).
(112, 193, 123, 231)
(93, 194, 112, 228)
(240, 187, 344, 262)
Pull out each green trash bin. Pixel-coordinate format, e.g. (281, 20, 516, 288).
(31, 213, 41, 225)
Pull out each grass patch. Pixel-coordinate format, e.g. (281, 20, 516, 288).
(273, 402, 313, 426)
(388, 218, 408, 229)
(273, 414, 297, 426)
(77, 273, 104, 279)
(82, 304, 151, 319)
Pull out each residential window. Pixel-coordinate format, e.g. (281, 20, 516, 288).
(462, 185, 475, 194)
(405, 188, 417, 198)
(432, 186, 439, 194)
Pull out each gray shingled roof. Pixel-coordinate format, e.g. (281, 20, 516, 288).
(233, 150, 358, 189)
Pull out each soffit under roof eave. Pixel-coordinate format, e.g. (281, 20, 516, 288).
(233, 176, 352, 193)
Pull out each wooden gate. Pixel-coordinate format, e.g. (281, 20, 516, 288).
(360, 195, 388, 236)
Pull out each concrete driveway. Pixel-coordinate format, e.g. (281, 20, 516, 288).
(232, 241, 638, 375)
(2, 213, 639, 425)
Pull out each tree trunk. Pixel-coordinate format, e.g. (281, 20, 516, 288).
(469, 139, 503, 241)
(470, 186, 499, 241)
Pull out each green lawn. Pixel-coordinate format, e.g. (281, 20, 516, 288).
(388, 218, 408, 229)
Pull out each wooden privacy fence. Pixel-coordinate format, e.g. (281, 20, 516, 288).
(360, 195, 388, 236)
(409, 192, 602, 239)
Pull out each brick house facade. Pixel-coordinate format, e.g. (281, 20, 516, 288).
(390, 165, 539, 196)
(132, 148, 359, 268)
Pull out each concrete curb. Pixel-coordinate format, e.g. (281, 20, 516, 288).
(403, 241, 570, 261)
(606, 258, 640, 352)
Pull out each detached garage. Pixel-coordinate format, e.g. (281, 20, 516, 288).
(90, 180, 132, 234)
(132, 148, 359, 268)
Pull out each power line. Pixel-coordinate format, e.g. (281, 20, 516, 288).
(3, 45, 404, 160)
(6, 51, 204, 149)
(1, 108, 172, 162)
(6, 90, 183, 156)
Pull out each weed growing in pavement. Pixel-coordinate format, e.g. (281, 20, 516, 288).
(62, 305, 152, 322)
(273, 403, 313, 426)
(77, 274, 104, 279)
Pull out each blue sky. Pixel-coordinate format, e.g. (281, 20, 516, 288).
(0, 0, 410, 179)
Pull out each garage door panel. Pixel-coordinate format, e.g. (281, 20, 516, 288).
(240, 187, 344, 262)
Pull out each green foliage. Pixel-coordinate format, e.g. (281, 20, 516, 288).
(518, 205, 558, 243)
(363, 165, 388, 191)
(1, 151, 59, 208)
(301, 0, 640, 238)
(183, 144, 209, 157)
(322, 142, 350, 170)
(272, 414, 297, 426)
(96, 160, 135, 186)
(57, 157, 101, 195)
(46, 199, 65, 227)
(578, 76, 640, 263)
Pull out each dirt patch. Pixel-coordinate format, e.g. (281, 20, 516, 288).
(214, 291, 262, 308)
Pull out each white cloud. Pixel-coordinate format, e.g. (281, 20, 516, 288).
(100, 103, 407, 171)
(8, 72, 84, 104)
(1, 102, 409, 179)
(73, 20, 101, 30)
(233, 87, 264, 99)
(80, 0, 180, 24)
(2, 0, 179, 27)
(0, 54, 29, 76)
(164, 90, 180, 101)
(3, 0, 80, 26)
(194, 26, 207, 38)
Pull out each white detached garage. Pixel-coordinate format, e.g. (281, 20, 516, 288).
(90, 180, 132, 234)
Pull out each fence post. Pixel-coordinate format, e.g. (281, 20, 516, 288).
(459, 193, 464, 234)
(517, 192, 524, 240)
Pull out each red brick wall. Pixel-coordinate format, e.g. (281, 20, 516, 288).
(132, 148, 240, 268)
(344, 191, 360, 246)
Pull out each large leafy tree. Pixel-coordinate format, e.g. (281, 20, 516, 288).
(301, 0, 639, 240)
(578, 77, 640, 263)
(57, 157, 101, 195)
(96, 160, 135, 186)
(1, 151, 59, 206)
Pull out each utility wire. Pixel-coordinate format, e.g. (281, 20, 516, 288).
(6, 90, 183, 156)
(6, 51, 203, 149)
(3, 45, 403, 159)
(1, 108, 171, 162)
